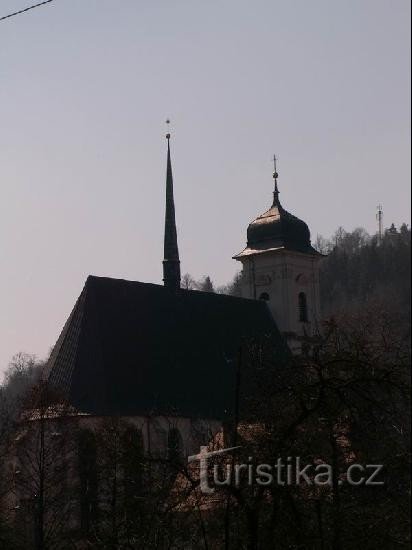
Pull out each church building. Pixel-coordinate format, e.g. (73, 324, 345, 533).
(42, 136, 321, 456)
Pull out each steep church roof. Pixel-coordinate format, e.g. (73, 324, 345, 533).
(44, 276, 286, 419)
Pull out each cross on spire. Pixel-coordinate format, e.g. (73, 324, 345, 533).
(273, 154, 278, 175)
(272, 154, 280, 206)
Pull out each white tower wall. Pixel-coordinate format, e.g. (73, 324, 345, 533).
(237, 250, 322, 339)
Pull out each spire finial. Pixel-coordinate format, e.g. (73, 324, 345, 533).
(166, 118, 171, 140)
(163, 122, 181, 290)
(272, 154, 280, 205)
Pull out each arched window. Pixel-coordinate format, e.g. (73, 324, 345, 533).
(122, 427, 144, 503)
(259, 292, 270, 301)
(298, 292, 308, 323)
(167, 428, 183, 465)
(78, 429, 98, 534)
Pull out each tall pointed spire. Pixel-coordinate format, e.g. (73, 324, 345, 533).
(163, 130, 181, 289)
(272, 154, 280, 206)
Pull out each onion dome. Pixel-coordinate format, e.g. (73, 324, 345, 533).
(245, 166, 317, 254)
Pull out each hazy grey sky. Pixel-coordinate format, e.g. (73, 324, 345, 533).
(0, 0, 410, 375)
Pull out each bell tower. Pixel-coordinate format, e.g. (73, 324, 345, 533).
(233, 157, 324, 348)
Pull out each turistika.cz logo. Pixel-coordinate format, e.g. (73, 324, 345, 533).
(188, 446, 384, 494)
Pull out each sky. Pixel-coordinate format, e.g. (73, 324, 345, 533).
(0, 0, 410, 376)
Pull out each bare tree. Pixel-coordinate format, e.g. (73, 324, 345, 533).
(2, 381, 78, 550)
(206, 308, 411, 550)
(181, 273, 196, 290)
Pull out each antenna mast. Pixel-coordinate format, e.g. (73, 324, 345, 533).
(376, 204, 383, 244)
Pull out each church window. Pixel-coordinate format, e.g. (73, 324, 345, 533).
(78, 429, 98, 534)
(122, 427, 144, 505)
(167, 427, 184, 465)
(298, 292, 308, 322)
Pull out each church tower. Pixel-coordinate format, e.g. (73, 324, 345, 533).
(233, 158, 323, 347)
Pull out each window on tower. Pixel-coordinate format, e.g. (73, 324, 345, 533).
(298, 292, 308, 323)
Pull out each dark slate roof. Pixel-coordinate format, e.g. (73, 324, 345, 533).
(44, 276, 287, 419)
(245, 201, 320, 255)
(235, 181, 321, 257)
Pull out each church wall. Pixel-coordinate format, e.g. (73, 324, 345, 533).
(3, 412, 223, 542)
(69, 414, 221, 457)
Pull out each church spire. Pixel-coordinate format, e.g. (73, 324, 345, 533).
(272, 154, 280, 206)
(163, 130, 181, 289)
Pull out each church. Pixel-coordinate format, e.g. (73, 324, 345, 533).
(42, 134, 323, 457)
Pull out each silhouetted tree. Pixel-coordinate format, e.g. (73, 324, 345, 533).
(212, 307, 411, 550)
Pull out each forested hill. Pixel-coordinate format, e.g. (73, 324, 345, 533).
(316, 223, 411, 318)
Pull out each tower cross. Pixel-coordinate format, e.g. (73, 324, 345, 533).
(272, 153, 279, 204)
